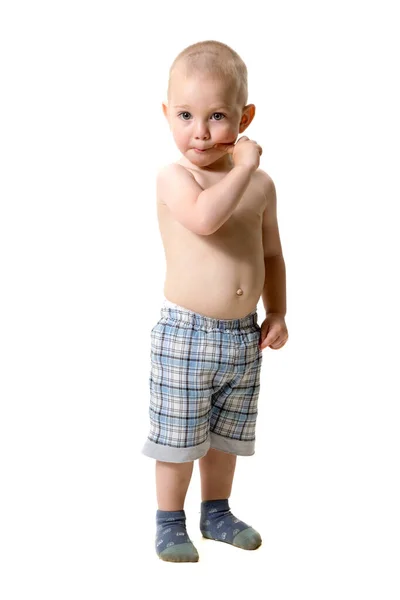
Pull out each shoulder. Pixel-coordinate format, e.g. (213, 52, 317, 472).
(156, 163, 197, 205)
(255, 168, 276, 209)
(255, 168, 275, 192)
(157, 162, 196, 181)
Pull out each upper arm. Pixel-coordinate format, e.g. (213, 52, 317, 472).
(156, 164, 208, 235)
(261, 174, 283, 259)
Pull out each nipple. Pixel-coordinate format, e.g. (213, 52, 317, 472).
(236, 288, 243, 296)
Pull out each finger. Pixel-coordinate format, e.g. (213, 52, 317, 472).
(214, 143, 234, 153)
(271, 336, 287, 349)
(270, 336, 282, 349)
(260, 333, 278, 349)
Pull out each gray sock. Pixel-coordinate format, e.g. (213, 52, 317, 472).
(156, 509, 199, 562)
(200, 499, 262, 550)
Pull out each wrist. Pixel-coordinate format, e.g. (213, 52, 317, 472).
(234, 164, 254, 174)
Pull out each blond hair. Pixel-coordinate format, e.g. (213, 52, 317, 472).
(168, 40, 248, 108)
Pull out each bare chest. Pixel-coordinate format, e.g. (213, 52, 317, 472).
(190, 166, 266, 221)
(157, 167, 267, 253)
(168, 166, 267, 243)
(156, 166, 267, 317)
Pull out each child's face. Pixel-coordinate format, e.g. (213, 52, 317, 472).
(163, 72, 250, 168)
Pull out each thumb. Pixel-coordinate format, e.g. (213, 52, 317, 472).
(262, 330, 277, 349)
(260, 324, 273, 349)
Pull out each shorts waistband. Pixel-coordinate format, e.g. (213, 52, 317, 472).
(161, 297, 259, 331)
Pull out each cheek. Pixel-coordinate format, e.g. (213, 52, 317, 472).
(214, 122, 238, 143)
(172, 129, 187, 148)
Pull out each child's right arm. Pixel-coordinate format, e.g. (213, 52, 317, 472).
(156, 164, 208, 235)
(196, 164, 253, 234)
(157, 137, 262, 236)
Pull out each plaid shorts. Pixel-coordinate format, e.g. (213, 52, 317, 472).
(142, 299, 263, 463)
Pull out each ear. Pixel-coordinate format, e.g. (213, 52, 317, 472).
(162, 102, 169, 120)
(238, 104, 256, 133)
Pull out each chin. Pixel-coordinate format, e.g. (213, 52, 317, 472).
(184, 150, 208, 161)
(189, 156, 216, 167)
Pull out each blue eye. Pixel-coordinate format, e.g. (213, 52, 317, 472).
(178, 111, 225, 121)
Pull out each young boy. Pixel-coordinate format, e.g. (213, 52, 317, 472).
(142, 40, 288, 562)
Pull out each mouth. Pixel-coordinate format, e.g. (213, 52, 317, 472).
(193, 147, 211, 153)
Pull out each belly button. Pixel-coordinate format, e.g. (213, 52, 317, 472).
(236, 288, 243, 296)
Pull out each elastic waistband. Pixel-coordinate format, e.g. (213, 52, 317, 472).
(161, 297, 259, 331)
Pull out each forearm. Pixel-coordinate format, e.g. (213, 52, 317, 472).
(262, 254, 287, 316)
(196, 166, 252, 234)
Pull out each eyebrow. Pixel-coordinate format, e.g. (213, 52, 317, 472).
(173, 104, 233, 110)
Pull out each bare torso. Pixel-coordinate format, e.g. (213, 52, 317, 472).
(158, 159, 268, 319)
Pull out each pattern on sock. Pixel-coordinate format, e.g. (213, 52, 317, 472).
(156, 509, 199, 562)
(200, 499, 261, 550)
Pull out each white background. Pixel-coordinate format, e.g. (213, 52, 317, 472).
(1, 1, 399, 598)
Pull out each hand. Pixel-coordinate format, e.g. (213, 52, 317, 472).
(258, 313, 288, 351)
(214, 136, 263, 171)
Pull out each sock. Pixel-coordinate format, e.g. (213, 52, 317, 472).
(156, 509, 199, 562)
(200, 499, 262, 550)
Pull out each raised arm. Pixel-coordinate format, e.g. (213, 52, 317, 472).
(156, 164, 207, 235)
(196, 165, 253, 234)
(157, 163, 253, 236)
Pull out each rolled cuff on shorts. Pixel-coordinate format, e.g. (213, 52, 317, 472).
(210, 431, 255, 456)
(142, 438, 210, 462)
(142, 433, 255, 463)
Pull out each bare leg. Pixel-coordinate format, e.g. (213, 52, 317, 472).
(199, 448, 237, 501)
(156, 460, 194, 510)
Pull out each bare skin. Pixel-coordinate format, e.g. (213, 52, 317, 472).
(155, 68, 287, 511)
(156, 460, 194, 511)
(156, 449, 237, 511)
(158, 159, 268, 319)
(159, 71, 267, 319)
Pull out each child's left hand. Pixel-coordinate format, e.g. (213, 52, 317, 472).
(259, 313, 288, 350)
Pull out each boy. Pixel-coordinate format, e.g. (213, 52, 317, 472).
(142, 40, 288, 562)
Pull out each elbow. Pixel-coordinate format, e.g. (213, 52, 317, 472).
(194, 214, 215, 236)
(197, 215, 220, 236)
(197, 223, 214, 236)
(198, 223, 219, 236)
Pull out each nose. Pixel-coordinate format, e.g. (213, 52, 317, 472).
(194, 120, 210, 140)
